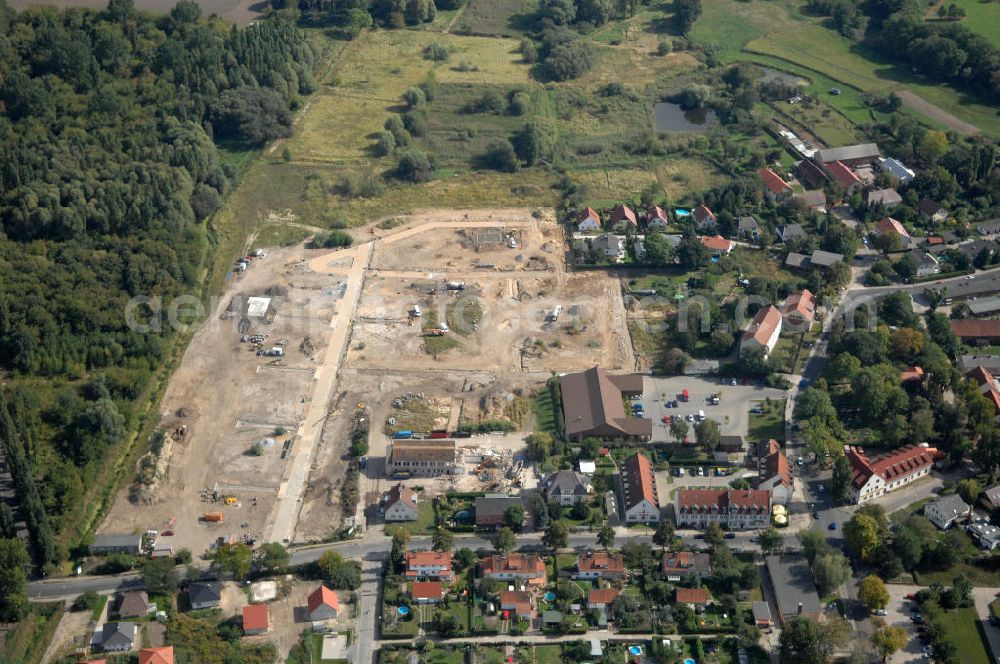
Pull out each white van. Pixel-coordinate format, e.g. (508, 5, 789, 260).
(698, 410, 705, 421)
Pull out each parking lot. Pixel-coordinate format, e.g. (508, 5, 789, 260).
(884, 584, 931, 663)
(640, 375, 787, 442)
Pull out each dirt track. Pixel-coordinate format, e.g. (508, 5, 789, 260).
(897, 90, 980, 135)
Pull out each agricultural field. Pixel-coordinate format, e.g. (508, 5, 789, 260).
(452, 0, 538, 36)
(927, 0, 1000, 48)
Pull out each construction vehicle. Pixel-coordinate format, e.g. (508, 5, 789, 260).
(424, 328, 447, 337)
(445, 282, 466, 291)
(224, 496, 237, 505)
(546, 305, 562, 322)
(412, 304, 422, 317)
(202, 512, 224, 522)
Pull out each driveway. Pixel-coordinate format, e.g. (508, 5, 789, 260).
(641, 375, 787, 440)
(972, 588, 1000, 664)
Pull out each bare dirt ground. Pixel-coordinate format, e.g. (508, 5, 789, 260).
(897, 90, 981, 135)
(8, 0, 265, 24)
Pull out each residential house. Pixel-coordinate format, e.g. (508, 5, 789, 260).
(794, 159, 828, 188)
(867, 188, 902, 209)
(100, 622, 137, 652)
(587, 588, 620, 610)
(387, 439, 458, 477)
(960, 355, 1000, 375)
(574, 551, 625, 580)
(701, 235, 733, 255)
(610, 204, 638, 232)
(785, 252, 810, 271)
(692, 204, 717, 231)
(674, 489, 771, 530)
(966, 366, 1000, 422)
(912, 251, 940, 277)
(756, 439, 781, 468)
(404, 550, 453, 580)
(814, 143, 880, 166)
(242, 604, 270, 635)
(918, 199, 948, 223)
(559, 367, 651, 442)
(475, 494, 526, 528)
(764, 555, 821, 626)
(188, 582, 222, 610)
(481, 554, 547, 585)
(576, 207, 602, 232)
(877, 157, 915, 184)
(621, 453, 660, 523)
(810, 250, 844, 269)
(924, 494, 970, 530)
(758, 450, 793, 505)
(675, 588, 709, 608)
(760, 167, 793, 200)
(412, 581, 445, 604)
(90, 534, 142, 556)
(646, 206, 670, 230)
(307, 586, 340, 621)
(778, 223, 806, 244)
(139, 647, 174, 664)
(782, 289, 816, 331)
(740, 305, 782, 358)
(823, 160, 862, 196)
(500, 590, 535, 618)
(952, 320, 1000, 345)
(542, 470, 591, 505)
(844, 444, 935, 504)
(632, 237, 646, 261)
(113, 591, 150, 620)
(967, 297, 1000, 317)
(876, 216, 910, 247)
(970, 523, 1000, 550)
(382, 483, 418, 522)
(592, 233, 626, 261)
(662, 551, 711, 581)
(795, 190, 827, 210)
(736, 216, 760, 242)
(901, 366, 925, 386)
(980, 484, 1000, 512)
(752, 602, 773, 628)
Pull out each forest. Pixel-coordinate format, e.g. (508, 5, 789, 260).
(0, 0, 317, 573)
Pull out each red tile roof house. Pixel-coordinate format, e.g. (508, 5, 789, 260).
(781, 289, 816, 332)
(700, 234, 732, 255)
(481, 554, 547, 586)
(573, 551, 625, 579)
(661, 551, 712, 581)
(952, 319, 1000, 345)
(242, 604, 270, 635)
(675, 587, 709, 607)
(692, 203, 717, 231)
(412, 580, 445, 604)
(500, 590, 535, 618)
(901, 366, 925, 384)
(674, 489, 771, 530)
(622, 452, 661, 523)
(822, 160, 862, 196)
(586, 588, 620, 609)
(844, 444, 934, 504)
(740, 305, 782, 358)
(139, 647, 175, 664)
(404, 550, 454, 579)
(307, 586, 340, 621)
(576, 207, 602, 232)
(610, 204, 638, 232)
(760, 167, 793, 200)
(757, 450, 793, 505)
(646, 205, 670, 230)
(876, 216, 910, 242)
(966, 366, 1000, 422)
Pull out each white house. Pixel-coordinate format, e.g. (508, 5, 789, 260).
(925, 494, 970, 530)
(845, 445, 934, 504)
(576, 207, 602, 232)
(382, 483, 418, 522)
(740, 306, 782, 358)
(592, 234, 626, 261)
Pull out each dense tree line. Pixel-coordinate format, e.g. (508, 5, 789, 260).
(272, 0, 445, 30)
(0, 0, 316, 567)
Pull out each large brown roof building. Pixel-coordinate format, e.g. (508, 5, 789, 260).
(621, 453, 660, 523)
(559, 367, 651, 441)
(674, 489, 771, 530)
(386, 439, 458, 477)
(844, 444, 934, 504)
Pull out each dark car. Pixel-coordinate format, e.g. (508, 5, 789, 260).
(694, 534, 705, 540)
(828, 522, 837, 530)
(812, 512, 820, 519)
(724, 533, 736, 539)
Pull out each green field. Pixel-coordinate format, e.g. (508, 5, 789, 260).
(452, 0, 538, 36)
(748, 398, 786, 443)
(930, 0, 1000, 48)
(937, 607, 992, 664)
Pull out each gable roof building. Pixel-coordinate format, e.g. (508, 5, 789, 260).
(844, 444, 935, 504)
(979, 483, 1000, 512)
(815, 143, 880, 165)
(610, 204, 638, 231)
(795, 158, 829, 187)
(760, 167, 793, 199)
(242, 604, 270, 635)
(701, 234, 733, 254)
(481, 553, 547, 584)
(382, 483, 419, 522)
(188, 581, 222, 610)
(621, 452, 660, 523)
(139, 647, 175, 664)
(114, 591, 150, 619)
(499, 590, 534, 617)
(646, 205, 670, 229)
(765, 555, 822, 625)
(778, 223, 807, 244)
(542, 470, 591, 505)
(405, 550, 453, 579)
(925, 494, 970, 530)
(576, 207, 602, 231)
(782, 289, 816, 330)
(307, 586, 340, 621)
(785, 252, 809, 270)
(692, 203, 717, 230)
(966, 365, 1000, 421)
(587, 588, 620, 608)
(412, 580, 445, 603)
(674, 489, 771, 530)
(592, 233, 626, 260)
(559, 367, 651, 441)
(877, 216, 910, 239)
(918, 199, 948, 222)
(736, 215, 761, 240)
(661, 551, 712, 580)
(952, 320, 1000, 345)
(475, 494, 526, 528)
(823, 160, 862, 194)
(741, 305, 783, 358)
(795, 189, 827, 210)
(877, 157, 915, 184)
(867, 188, 902, 209)
(575, 551, 625, 578)
(758, 450, 793, 505)
(809, 249, 844, 268)
(675, 587, 709, 606)
(100, 622, 137, 652)
(91, 533, 143, 555)
(387, 439, 458, 477)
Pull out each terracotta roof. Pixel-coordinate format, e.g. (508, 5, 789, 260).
(82, 660, 108, 664)
(499, 590, 534, 616)
(676, 489, 770, 513)
(662, 551, 711, 574)
(825, 160, 861, 189)
(559, 368, 652, 438)
(782, 289, 816, 323)
(952, 319, 1000, 339)
(758, 439, 780, 458)
(577, 551, 624, 574)
(846, 444, 934, 488)
(693, 203, 716, 224)
(760, 167, 793, 196)
(577, 207, 601, 225)
(927, 236, 944, 245)
(307, 586, 339, 613)
(611, 204, 637, 225)
(622, 453, 658, 511)
(242, 604, 269, 632)
(901, 366, 924, 382)
(742, 305, 782, 346)
(762, 451, 791, 488)
(588, 588, 620, 605)
(405, 550, 452, 573)
(139, 647, 175, 664)
(676, 588, 709, 604)
(412, 581, 444, 601)
(701, 235, 732, 252)
(481, 553, 546, 577)
(647, 205, 669, 223)
(385, 483, 417, 511)
(877, 216, 910, 238)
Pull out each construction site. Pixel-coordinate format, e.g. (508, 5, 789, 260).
(99, 209, 636, 552)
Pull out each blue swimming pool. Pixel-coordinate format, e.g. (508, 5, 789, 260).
(684, 659, 695, 664)
(628, 646, 643, 656)
(543, 591, 556, 601)
(397, 606, 410, 616)
(675, 208, 691, 217)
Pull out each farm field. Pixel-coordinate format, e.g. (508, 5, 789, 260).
(928, 0, 1000, 48)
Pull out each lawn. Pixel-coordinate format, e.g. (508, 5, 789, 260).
(890, 496, 934, 524)
(917, 560, 1000, 587)
(386, 500, 438, 536)
(531, 388, 557, 434)
(748, 398, 786, 443)
(0, 603, 65, 664)
(936, 607, 992, 664)
(927, 0, 1000, 49)
(533, 645, 563, 664)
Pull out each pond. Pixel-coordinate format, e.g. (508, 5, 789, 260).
(759, 66, 810, 88)
(652, 102, 717, 132)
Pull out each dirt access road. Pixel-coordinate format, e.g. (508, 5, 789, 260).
(897, 90, 981, 135)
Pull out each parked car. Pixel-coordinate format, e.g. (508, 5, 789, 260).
(874, 609, 887, 616)
(828, 522, 837, 530)
(724, 533, 736, 540)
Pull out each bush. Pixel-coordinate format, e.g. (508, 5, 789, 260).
(657, 40, 672, 56)
(384, 115, 411, 146)
(520, 38, 538, 63)
(481, 139, 519, 172)
(394, 149, 434, 183)
(73, 590, 99, 611)
(402, 110, 428, 137)
(375, 130, 396, 156)
(424, 43, 450, 61)
(508, 91, 531, 116)
(543, 41, 595, 81)
(402, 87, 426, 109)
(309, 230, 354, 249)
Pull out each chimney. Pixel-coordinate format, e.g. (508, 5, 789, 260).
(797, 602, 803, 615)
